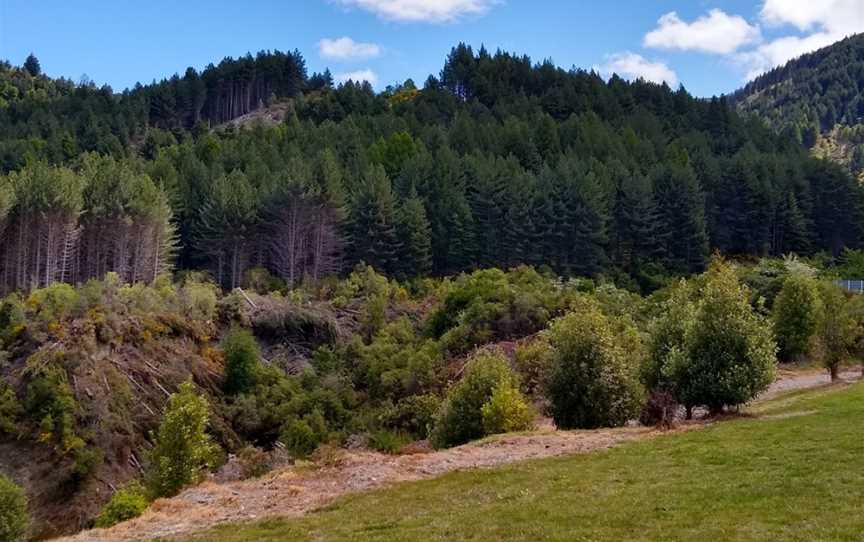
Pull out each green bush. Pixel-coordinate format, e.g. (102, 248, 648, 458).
(379, 394, 441, 439)
(25, 365, 80, 452)
(773, 274, 824, 361)
(428, 267, 559, 355)
(222, 328, 261, 395)
(94, 482, 149, 528)
(430, 350, 522, 448)
(513, 338, 554, 396)
(0, 295, 25, 348)
(146, 382, 218, 498)
(0, 474, 28, 542)
(818, 282, 855, 380)
(660, 258, 777, 414)
(355, 319, 443, 401)
(26, 282, 80, 324)
(178, 279, 218, 321)
(279, 412, 328, 459)
(0, 383, 21, 436)
(368, 428, 411, 454)
(546, 304, 645, 429)
(481, 383, 534, 435)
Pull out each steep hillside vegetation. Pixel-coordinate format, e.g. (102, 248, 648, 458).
(733, 33, 864, 178)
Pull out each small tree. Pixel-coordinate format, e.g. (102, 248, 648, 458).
(222, 328, 261, 395)
(546, 303, 645, 429)
(431, 350, 524, 448)
(772, 274, 823, 361)
(94, 482, 149, 528)
(672, 258, 777, 414)
(481, 383, 534, 435)
(23, 54, 41, 77)
(146, 382, 218, 498)
(0, 474, 28, 542)
(818, 282, 854, 381)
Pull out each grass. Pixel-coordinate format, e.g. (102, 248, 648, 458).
(183, 383, 864, 542)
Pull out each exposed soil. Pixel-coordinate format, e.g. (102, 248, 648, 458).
(56, 368, 863, 542)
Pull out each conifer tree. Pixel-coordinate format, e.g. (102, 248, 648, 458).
(350, 165, 401, 275)
(653, 163, 709, 274)
(396, 192, 433, 278)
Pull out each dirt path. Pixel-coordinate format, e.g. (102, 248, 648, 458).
(58, 369, 862, 542)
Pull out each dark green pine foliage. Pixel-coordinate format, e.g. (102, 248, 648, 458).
(396, 192, 433, 278)
(805, 160, 864, 256)
(555, 156, 609, 277)
(23, 53, 41, 77)
(653, 163, 709, 274)
(612, 172, 659, 274)
(466, 154, 510, 268)
(350, 165, 401, 275)
(775, 192, 812, 255)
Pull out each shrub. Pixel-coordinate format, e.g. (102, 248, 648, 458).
(0, 295, 25, 348)
(25, 365, 79, 452)
(355, 319, 443, 401)
(0, 474, 28, 542)
(428, 267, 558, 355)
(643, 280, 697, 393)
(513, 338, 554, 396)
(368, 428, 410, 454)
(279, 418, 322, 459)
(26, 282, 80, 324)
(236, 446, 271, 479)
(818, 282, 855, 380)
(279, 410, 328, 458)
(178, 280, 218, 321)
(379, 394, 441, 439)
(546, 305, 645, 429)
(773, 274, 824, 361)
(222, 328, 261, 395)
(0, 383, 21, 436)
(430, 350, 521, 448)
(94, 482, 149, 528)
(481, 383, 534, 435)
(672, 258, 777, 414)
(146, 382, 218, 498)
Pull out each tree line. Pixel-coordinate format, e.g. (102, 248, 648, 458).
(1, 44, 863, 294)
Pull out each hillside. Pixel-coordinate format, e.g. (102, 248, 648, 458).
(3, 44, 864, 301)
(4, 42, 864, 541)
(732, 33, 864, 178)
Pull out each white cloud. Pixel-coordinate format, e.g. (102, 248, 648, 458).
(644, 9, 761, 54)
(319, 37, 382, 60)
(335, 69, 379, 85)
(597, 52, 678, 87)
(335, 0, 497, 23)
(737, 0, 864, 80)
(736, 32, 838, 80)
(760, 0, 864, 35)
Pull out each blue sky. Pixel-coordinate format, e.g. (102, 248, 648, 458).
(1, 1, 861, 97)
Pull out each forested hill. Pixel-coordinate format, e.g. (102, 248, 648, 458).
(732, 33, 864, 177)
(1, 43, 863, 296)
(0, 50, 315, 171)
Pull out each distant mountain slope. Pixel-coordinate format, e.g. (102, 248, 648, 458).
(732, 34, 864, 178)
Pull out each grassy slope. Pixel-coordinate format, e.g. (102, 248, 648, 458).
(184, 383, 864, 542)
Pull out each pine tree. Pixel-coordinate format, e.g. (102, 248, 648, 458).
(193, 170, 259, 288)
(23, 53, 41, 77)
(653, 163, 709, 274)
(350, 165, 401, 275)
(396, 192, 432, 278)
(612, 172, 659, 273)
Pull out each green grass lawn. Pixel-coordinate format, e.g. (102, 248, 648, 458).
(184, 383, 864, 542)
